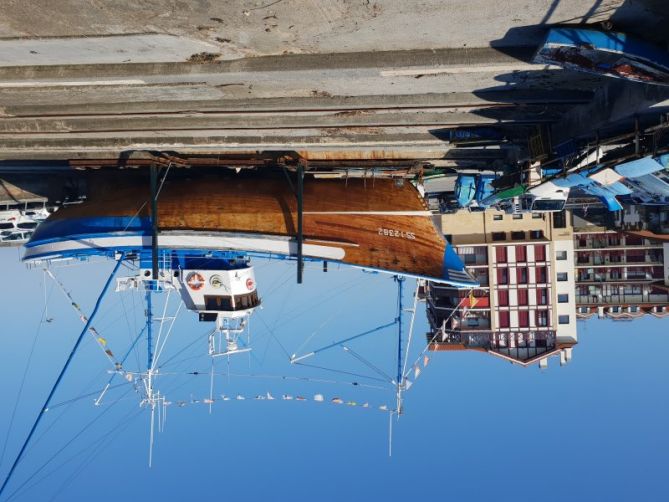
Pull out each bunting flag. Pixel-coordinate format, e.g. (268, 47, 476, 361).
(469, 290, 478, 308)
(423, 355, 430, 368)
(404, 379, 413, 391)
(162, 391, 394, 414)
(413, 364, 421, 379)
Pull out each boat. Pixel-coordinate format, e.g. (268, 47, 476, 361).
(23, 174, 477, 288)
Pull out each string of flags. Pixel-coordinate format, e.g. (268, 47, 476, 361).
(160, 392, 394, 413)
(45, 268, 125, 372)
(403, 354, 430, 386)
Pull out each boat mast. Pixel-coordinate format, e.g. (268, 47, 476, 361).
(296, 161, 304, 284)
(146, 164, 159, 467)
(0, 257, 124, 499)
(395, 275, 404, 416)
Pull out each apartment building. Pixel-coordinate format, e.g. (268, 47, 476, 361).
(427, 209, 577, 368)
(572, 221, 669, 320)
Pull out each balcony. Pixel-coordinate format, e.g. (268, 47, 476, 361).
(575, 237, 661, 250)
(575, 255, 664, 268)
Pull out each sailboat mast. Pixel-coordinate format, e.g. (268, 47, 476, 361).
(150, 164, 159, 281)
(146, 290, 154, 371)
(395, 276, 404, 387)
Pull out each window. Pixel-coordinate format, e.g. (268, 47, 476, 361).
(536, 310, 549, 327)
(516, 267, 528, 284)
(557, 272, 568, 282)
(518, 289, 528, 306)
(497, 268, 509, 285)
(492, 232, 506, 241)
(536, 288, 548, 305)
(495, 246, 507, 263)
(556, 250, 568, 260)
(536, 266, 547, 283)
(530, 230, 544, 239)
(558, 315, 570, 324)
(534, 244, 546, 262)
(553, 211, 567, 229)
(498, 290, 509, 306)
(515, 245, 527, 263)
(499, 311, 510, 328)
(512, 214, 523, 220)
(532, 213, 543, 219)
(511, 231, 525, 240)
(558, 294, 569, 303)
(493, 214, 503, 221)
(519, 311, 529, 327)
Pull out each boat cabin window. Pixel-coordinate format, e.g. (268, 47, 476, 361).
(204, 295, 234, 311)
(204, 291, 260, 311)
(0, 223, 14, 230)
(17, 222, 38, 229)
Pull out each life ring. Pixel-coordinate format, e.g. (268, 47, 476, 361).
(246, 278, 255, 291)
(186, 272, 205, 291)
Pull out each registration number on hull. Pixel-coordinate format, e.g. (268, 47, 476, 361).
(378, 228, 416, 240)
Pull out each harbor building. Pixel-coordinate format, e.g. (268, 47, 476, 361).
(572, 217, 669, 320)
(426, 210, 577, 368)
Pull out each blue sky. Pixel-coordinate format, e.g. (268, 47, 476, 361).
(0, 247, 668, 502)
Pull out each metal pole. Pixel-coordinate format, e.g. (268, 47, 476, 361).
(395, 276, 405, 416)
(146, 290, 153, 371)
(296, 163, 304, 284)
(401, 280, 420, 381)
(150, 164, 159, 280)
(0, 257, 123, 499)
(396, 276, 404, 386)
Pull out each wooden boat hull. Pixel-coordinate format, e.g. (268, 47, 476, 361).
(24, 175, 476, 287)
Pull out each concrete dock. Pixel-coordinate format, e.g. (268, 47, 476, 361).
(0, 0, 667, 163)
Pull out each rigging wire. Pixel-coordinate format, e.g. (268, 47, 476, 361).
(342, 345, 395, 384)
(402, 290, 472, 382)
(47, 383, 130, 411)
(185, 370, 389, 391)
(46, 406, 142, 502)
(5, 388, 138, 502)
(292, 362, 390, 384)
(0, 258, 124, 499)
(0, 281, 53, 471)
(119, 288, 142, 373)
